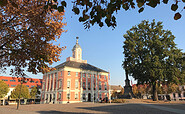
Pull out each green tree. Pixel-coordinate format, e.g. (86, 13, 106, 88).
(0, 0, 184, 29)
(168, 83, 179, 93)
(30, 86, 40, 102)
(11, 84, 30, 99)
(111, 89, 118, 98)
(119, 88, 124, 95)
(132, 85, 138, 97)
(0, 80, 9, 98)
(123, 20, 185, 101)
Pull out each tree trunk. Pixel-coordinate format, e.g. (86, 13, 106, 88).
(152, 81, 158, 101)
(17, 81, 23, 110)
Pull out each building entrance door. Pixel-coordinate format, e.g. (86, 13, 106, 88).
(88, 93, 91, 102)
(50, 94, 52, 102)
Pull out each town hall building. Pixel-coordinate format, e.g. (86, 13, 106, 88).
(41, 37, 109, 104)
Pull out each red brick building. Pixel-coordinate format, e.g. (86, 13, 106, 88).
(41, 37, 110, 104)
(0, 76, 42, 89)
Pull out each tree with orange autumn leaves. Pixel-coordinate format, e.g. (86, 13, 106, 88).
(0, 0, 66, 77)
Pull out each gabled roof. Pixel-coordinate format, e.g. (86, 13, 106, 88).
(55, 61, 108, 73)
(110, 85, 123, 90)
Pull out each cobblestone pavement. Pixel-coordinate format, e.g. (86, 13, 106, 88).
(0, 99, 185, 114)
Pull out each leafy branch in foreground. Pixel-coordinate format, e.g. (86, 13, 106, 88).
(0, 0, 66, 77)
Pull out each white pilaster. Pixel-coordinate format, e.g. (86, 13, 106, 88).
(49, 74, 51, 91)
(52, 74, 55, 91)
(46, 74, 48, 91)
(55, 72, 58, 104)
(86, 72, 88, 91)
(80, 72, 83, 102)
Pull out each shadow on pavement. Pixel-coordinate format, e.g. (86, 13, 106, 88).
(36, 103, 176, 114)
(37, 110, 86, 114)
(76, 104, 176, 114)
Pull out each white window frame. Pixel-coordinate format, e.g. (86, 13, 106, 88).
(59, 79, 62, 89)
(67, 80, 71, 88)
(68, 71, 71, 76)
(58, 92, 61, 100)
(83, 82, 85, 89)
(75, 93, 78, 99)
(99, 93, 102, 99)
(75, 80, 78, 89)
(83, 73, 86, 78)
(67, 92, 70, 99)
(76, 72, 78, 77)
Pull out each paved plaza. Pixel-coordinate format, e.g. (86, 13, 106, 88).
(0, 100, 185, 114)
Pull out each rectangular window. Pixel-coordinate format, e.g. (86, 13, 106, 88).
(42, 94, 44, 100)
(76, 72, 78, 77)
(75, 81, 78, 89)
(59, 93, 61, 100)
(105, 82, 107, 90)
(178, 93, 181, 97)
(59, 79, 62, 89)
(83, 93, 86, 100)
(36, 81, 38, 83)
(173, 93, 176, 98)
(75, 93, 78, 99)
(99, 82, 101, 90)
(31, 85, 35, 88)
(83, 73, 86, 78)
(104, 75, 106, 80)
(26, 85, 29, 87)
(10, 80, 16, 82)
(99, 75, 101, 79)
(67, 93, 70, 99)
(67, 80, 70, 88)
(46, 94, 48, 100)
(94, 74, 96, 79)
(2, 79, 8, 81)
(11, 85, 16, 87)
(88, 74, 90, 78)
(99, 93, 102, 99)
(83, 82, 85, 89)
(30, 80, 34, 83)
(88, 82, 90, 89)
(68, 71, 71, 76)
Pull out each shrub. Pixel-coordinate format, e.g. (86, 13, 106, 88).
(111, 99, 126, 103)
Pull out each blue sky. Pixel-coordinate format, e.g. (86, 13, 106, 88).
(1, 2, 185, 86)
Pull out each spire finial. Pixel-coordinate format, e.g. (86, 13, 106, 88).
(76, 37, 79, 44)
